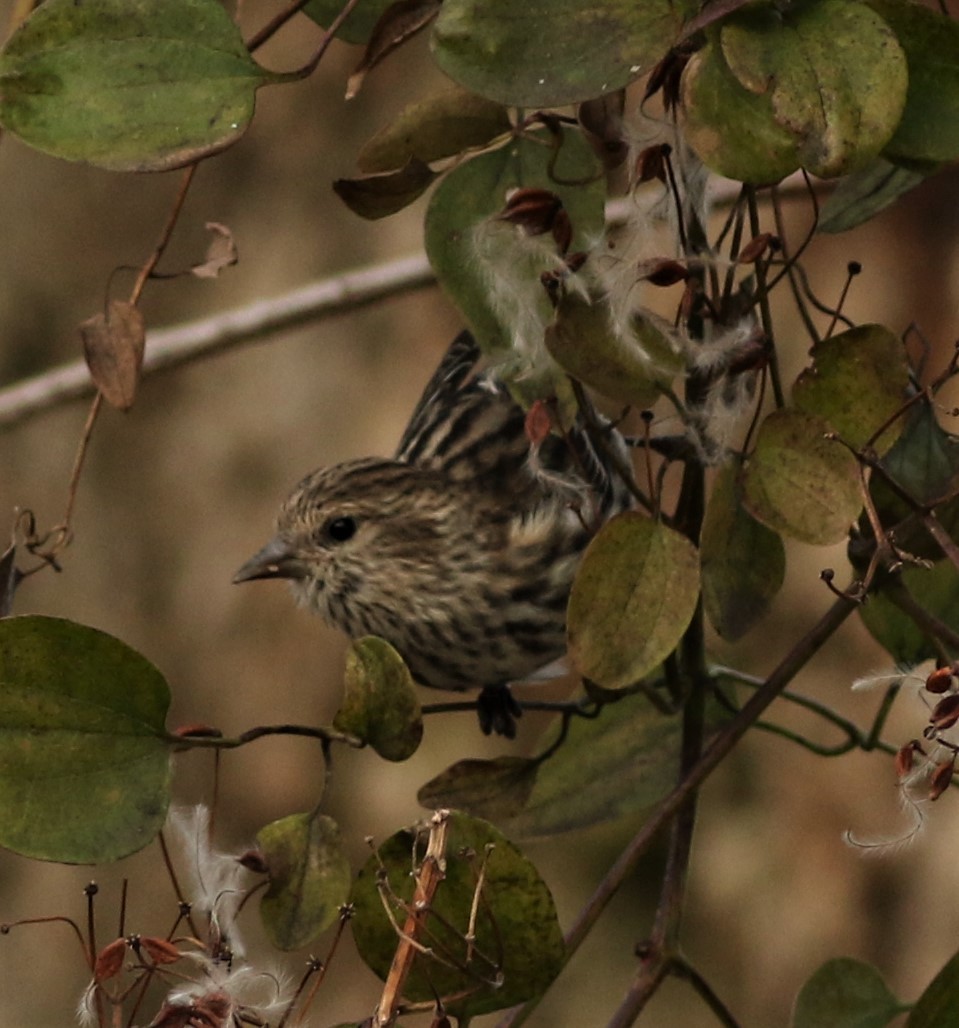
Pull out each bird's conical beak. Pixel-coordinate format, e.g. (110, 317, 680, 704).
(233, 536, 308, 583)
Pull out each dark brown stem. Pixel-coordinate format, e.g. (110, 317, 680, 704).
(884, 577, 959, 655)
(171, 722, 362, 749)
(497, 591, 857, 1027)
(276, 0, 364, 80)
(246, 0, 316, 52)
(130, 164, 198, 304)
(156, 830, 202, 942)
(745, 187, 784, 408)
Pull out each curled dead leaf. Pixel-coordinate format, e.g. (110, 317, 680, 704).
(79, 300, 145, 411)
(191, 222, 238, 279)
(346, 0, 441, 99)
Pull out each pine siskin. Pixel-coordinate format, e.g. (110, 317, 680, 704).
(234, 331, 632, 736)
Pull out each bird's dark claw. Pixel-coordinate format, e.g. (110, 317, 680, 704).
(477, 685, 522, 738)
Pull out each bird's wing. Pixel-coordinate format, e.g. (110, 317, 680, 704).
(395, 330, 482, 463)
(396, 330, 632, 518)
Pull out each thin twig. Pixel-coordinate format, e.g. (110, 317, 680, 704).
(374, 810, 450, 1027)
(0, 254, 436, 431)
(497, 591, 857, 1027)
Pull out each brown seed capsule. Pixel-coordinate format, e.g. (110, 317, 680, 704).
(930, 693, 959, 731)
(929, 758, 955, 801)
(498, 188, 563, 236)
(634, 143, 669, 184)
(737, 232, 779, 265)
(926, 667, 955, 694)
(139, 936, 182, 966)
(94, 937, 127, 982)
(237, 848, 270, 874)
(894, 740, 924, 779)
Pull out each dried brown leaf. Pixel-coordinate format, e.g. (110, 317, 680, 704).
(333, 157, 437, 219)
(191, 222, 238, 279)
(346, 0, 441, 99)
(80, 300, 146, 411)
(94, 937, 127, 982)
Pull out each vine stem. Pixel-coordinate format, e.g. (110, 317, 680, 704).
(497, 590, 857, 1028)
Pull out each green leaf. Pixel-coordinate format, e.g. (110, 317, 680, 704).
(333, 636, 422, 761)
(859, 560, 959, 667)
(424, 130, 603, 355)
(505, 691, 685, 836)
(742, 409, 862, 545)
(792, 957, 902, 1028)
(351, 811, 564, 1018)
(681, 39, 801, 184)
(819, 157, 937, 234)
(303, 0, 397, 45)
(431, 0, 692, 108)
(719, 0, 907, 178)
(701, 459, 785, 641)
(908, 949, 959, 1027)
(0, 615, 171, 863)
(567, 513, 701, 690)
(867, 0, 959, 163)
(792, 324, 911, 454)
(0, 0, 268, 171)
(854, 399, 959, 567)
(358, 83, 510, 173)
(878, 399, 959, 508)
(257, 812, 352, 951)
(417, 756, 539, 821)
(544, 293, 677, 409)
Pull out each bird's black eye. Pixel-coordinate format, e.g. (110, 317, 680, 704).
(325, 516, 357, 543)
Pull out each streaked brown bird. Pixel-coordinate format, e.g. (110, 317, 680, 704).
(234, 331, 631, 736)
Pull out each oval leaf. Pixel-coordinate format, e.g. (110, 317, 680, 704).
(701, 459, 785, 641)
(304, 0, 398, 45)
(257, 812, 351, 951)
(791, 957, 901, 1028)
(544, 292, 673, 410)
(351, 810, 564, 1018)
(567, 513, 701, 690)
(792, 323, 911, 454)
(720, 0, 907, 178)
(0, 0, 268, 171)
(859, 560, 959, 667)
(681, 40, 801, 184)
(417, 756, 539, 821)
(333, 636, 422, 761)
(431, 0, 690, 107)
(358, 84, 511, 174)
(0, 615, 171, 863)
(909, 949, 959, 1028)
(505, 689, 698, 837)
(742, 409, 862, 545)
(80, 300, 145, 411)
(424, 130, 603, 354)
(819, 156, 936, 234)
(869, 0, 959, 163)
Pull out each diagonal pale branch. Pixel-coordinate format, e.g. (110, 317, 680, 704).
(0, 176, 817, 434)
(0, 252, 435, 431)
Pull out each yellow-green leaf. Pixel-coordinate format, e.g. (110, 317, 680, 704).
(701, 459, 785, 641)
(742, 409, 861, 545)
(334, 636, 422, 761)
(258, 812, 351, 951)
(567, 513, 700, 690)
(792, 323, 911, 454)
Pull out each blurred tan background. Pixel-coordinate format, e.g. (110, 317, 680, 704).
(2, 1, 959, 1025)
